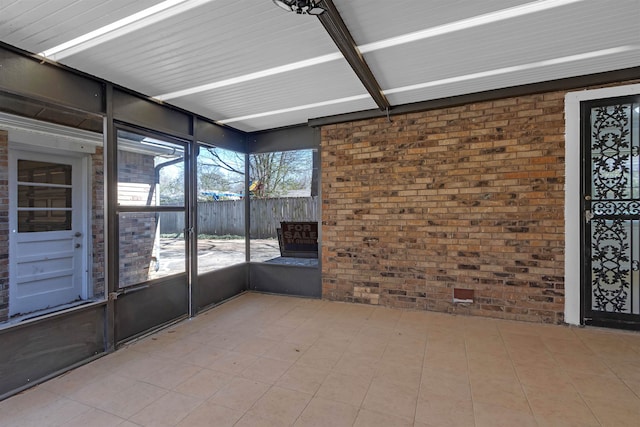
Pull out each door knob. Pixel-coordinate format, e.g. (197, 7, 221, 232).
(75, 243, 81, 248)
(584, 195, 592, 201)
(74, 232, 82, 237)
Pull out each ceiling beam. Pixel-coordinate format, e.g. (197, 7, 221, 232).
(316, 0, 390, 111)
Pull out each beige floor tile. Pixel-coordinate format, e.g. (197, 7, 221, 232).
(129, 391, 203, 426)
(467, 353, 518, 382)
(181, 344, 230, 368)
(353, 408, 413, 427)
(234, 412, 289, 427)
(470, 376, 530, 412)
(38, 366, 106, 397)
(623, 378, 640, 397)
(474, 401, 537, 427)
(415, 390, 474, 427)
(208, 350, 259, 375)
(604, 357, 640, 383)
(387, 332, 427, 352)
(316, 371, 371, 407)
(423, 350, 468, 375)
(296, 345, 344, 370)
(345, 337, 388, 359)
(143, 337, 203, 360)
(68, 374, 138, 408)
(362, 377, 418, 420)
(465, 335, 509, 357)
(232, 337, 280, 356)
(508, 346, 556, 368)
(173, 368, 234, 399)
(420, 368, 472, 401)
(5, 294, 640, 427)
(568, 370, 637, 403)
(240, 356, 293, 384)
(514, 364, 576, 391)
(262, 341, 306, 362)
(583, 394, 640, 427)
(141, 362, 201, 389)
(524, 384, 600, 426)
(276, 364, 330, 395)
(283, 328, 322, 348)
(64, 408, 127, 427)
(115, 353, 174, 381)
(3, 396, 92, 427)
(425, 336, 467, 355)
(553, 352, 614, 376)
(256, 323, 298, 341)
(88, 348, 143, 373)
(542, 336, 593, 355)
(381, 344, 425, 366)
(358, 324, 395, 341)
(209, 376, 270, 412)
(246, 386, 312, 425)
(333, 352, 379, 381)
(374, 361, 422, 392)
(535, 416, 599, 427)
(294, 397, 359, 427)
(94, 381, 169, 419)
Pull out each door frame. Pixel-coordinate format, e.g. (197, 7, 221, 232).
(7, 139, 92, 317)
(565, 83, 640, 325)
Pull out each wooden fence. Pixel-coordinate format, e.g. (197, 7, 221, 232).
(160, 197, 319, 238)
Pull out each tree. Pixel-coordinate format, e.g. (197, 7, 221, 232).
(202, 147, 313, 198)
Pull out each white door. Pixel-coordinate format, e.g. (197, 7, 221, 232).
(9, 150, 88, 317)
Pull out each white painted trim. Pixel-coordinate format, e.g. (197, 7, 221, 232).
(0, 112, 101, 154)
(564, 83, 640, 325)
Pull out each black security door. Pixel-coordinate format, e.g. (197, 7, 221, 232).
(582, 95, 640, 329)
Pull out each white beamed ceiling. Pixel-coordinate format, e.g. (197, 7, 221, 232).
(1, 0, 639, 132)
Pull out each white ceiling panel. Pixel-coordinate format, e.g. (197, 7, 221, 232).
(385, 48, 640, 106)
(214, 96, 378, 132)
(168, 59, 366, 119)
(1, 0, 639, 132)
(60, 0, 338, 96)
(0, 0, 161, 53)
(334, 0, 534, 45)
(363, 1, 640, 91)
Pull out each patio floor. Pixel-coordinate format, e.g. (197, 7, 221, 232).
(1, 292, 639, 426)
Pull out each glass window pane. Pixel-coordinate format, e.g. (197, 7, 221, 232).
(249, 149, 319, 266)
(119, 211, 186, 288)
(18, 210, 72, 232)
(117, 130, 185, 207)
(18, 185, 71, 208)
(18, 160, 71, 185)
(196, 145, 245, 273)
(16, 160, 73, 233)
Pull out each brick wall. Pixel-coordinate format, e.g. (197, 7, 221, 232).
(92, 147, 105, 297)
(117, 150, 158, 287)
(321, 92, 567, 324)
(0, 131, 8, 322)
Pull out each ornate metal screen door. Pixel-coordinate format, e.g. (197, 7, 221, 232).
(583, 96, 640, 329)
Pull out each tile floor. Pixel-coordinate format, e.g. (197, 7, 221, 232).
(1, 292, 640, 426)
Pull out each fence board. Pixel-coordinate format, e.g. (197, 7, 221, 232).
(160, 197, 318, 238)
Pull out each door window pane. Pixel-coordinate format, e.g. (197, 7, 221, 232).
(119, 211, 186, 288)
(117, 130, 185, 207)
(17, 160, 73, 232)
(18, 160, 71, 185)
